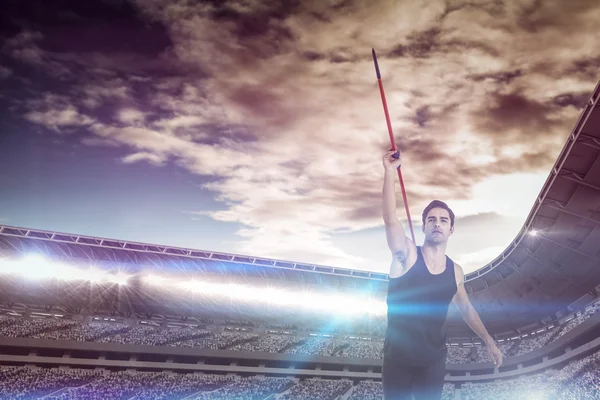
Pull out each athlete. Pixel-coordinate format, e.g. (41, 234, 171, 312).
(381, 149, 503, 399)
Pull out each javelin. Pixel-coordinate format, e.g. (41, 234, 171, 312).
(372, 48, 416, 244)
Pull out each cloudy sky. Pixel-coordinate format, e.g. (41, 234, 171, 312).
(0, 0, 598, 275)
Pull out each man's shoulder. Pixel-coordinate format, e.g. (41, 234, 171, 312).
(452, 262, 465, 285)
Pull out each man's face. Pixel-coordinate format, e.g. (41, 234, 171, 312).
(422, 207, 454, 244)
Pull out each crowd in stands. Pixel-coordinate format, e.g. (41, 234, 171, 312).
(35, 321, 130, 342)
(342, 380, 453, 400)
(6, 353, 599, 400)
(347, 380, 382, 400)
(461, 348, 600, 399)
(169, 331, 260, 350)
(0, 367, 440, 400)
(0, 301, 599, 399)
(124, 373, 228, 400)
(510, 301, 600, 358)
(0, 366, 98, 400)
(339, 339, 383, 359)
(343, 381, 452, 400)
(0, 299, 598, 364)
(278, 379, 351, 400)
(0, 368, 294, 400)
(0, 316, 77, 338)
(229, 331, 304, 353)
(284, 336, 347, 356)
(97, 325, 211, 346)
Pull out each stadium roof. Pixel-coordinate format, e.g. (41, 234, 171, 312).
(446, 80, 600, 336)
(0, 80, 599, 339)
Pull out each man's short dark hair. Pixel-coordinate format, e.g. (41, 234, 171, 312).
(422, 200, 455, 227)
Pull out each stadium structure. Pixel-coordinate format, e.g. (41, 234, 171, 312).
(0, 81, 599, 399)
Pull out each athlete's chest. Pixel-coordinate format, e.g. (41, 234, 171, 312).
(402, 259, 460, 287)
(388, 263, 457, 300)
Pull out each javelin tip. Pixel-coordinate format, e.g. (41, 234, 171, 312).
(371, 48, 381, 79)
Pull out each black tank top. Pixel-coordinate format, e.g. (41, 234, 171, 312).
(384, 246, 457, 365)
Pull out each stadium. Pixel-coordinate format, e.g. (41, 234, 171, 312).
(0, 79, 599, 399)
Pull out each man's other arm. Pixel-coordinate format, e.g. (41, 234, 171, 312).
(452, 264, 503, 366)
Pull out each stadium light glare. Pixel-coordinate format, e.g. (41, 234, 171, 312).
(107, 273, 130, 285)
(327, 295, 349, 314)
(529, 229, 538, 236)
(52, 264, 86, 281)
(1, 256, 131, 285)
(85, 268, 110, 283)
(18, 253, 57, 280)
(263, 288, 295, 305)
(0, 258, 25, 275)
(227, 283, 258, 301)
(4, 258, 389, 315)
(144, 275, 167, 286)
(23, 262, 59, 281)
(170, 277, 386, 316)
(22, 253, 48, 264)
(181, 280, 223, 295)
(299, 292, 324, 311)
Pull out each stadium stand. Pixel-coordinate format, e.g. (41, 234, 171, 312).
(0, 302, 598, 364)
(461, 348, 600, 399)
(0, 348, 599, 399)
(0, 368, 294, 400)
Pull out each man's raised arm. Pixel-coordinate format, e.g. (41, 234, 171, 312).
(382, 150, 412, 277)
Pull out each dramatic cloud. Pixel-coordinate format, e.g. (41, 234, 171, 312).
(2, 0, 598, 272)
(0, 65, 11, 79)
(24, 95, 95, 132)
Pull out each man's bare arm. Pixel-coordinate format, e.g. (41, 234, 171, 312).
(383, 164, 408, 253)
(457, 298, 494, 345)
(382, 151, 414, 277)
(452, 265, 503, 366)
(452, 266, 494, 345)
